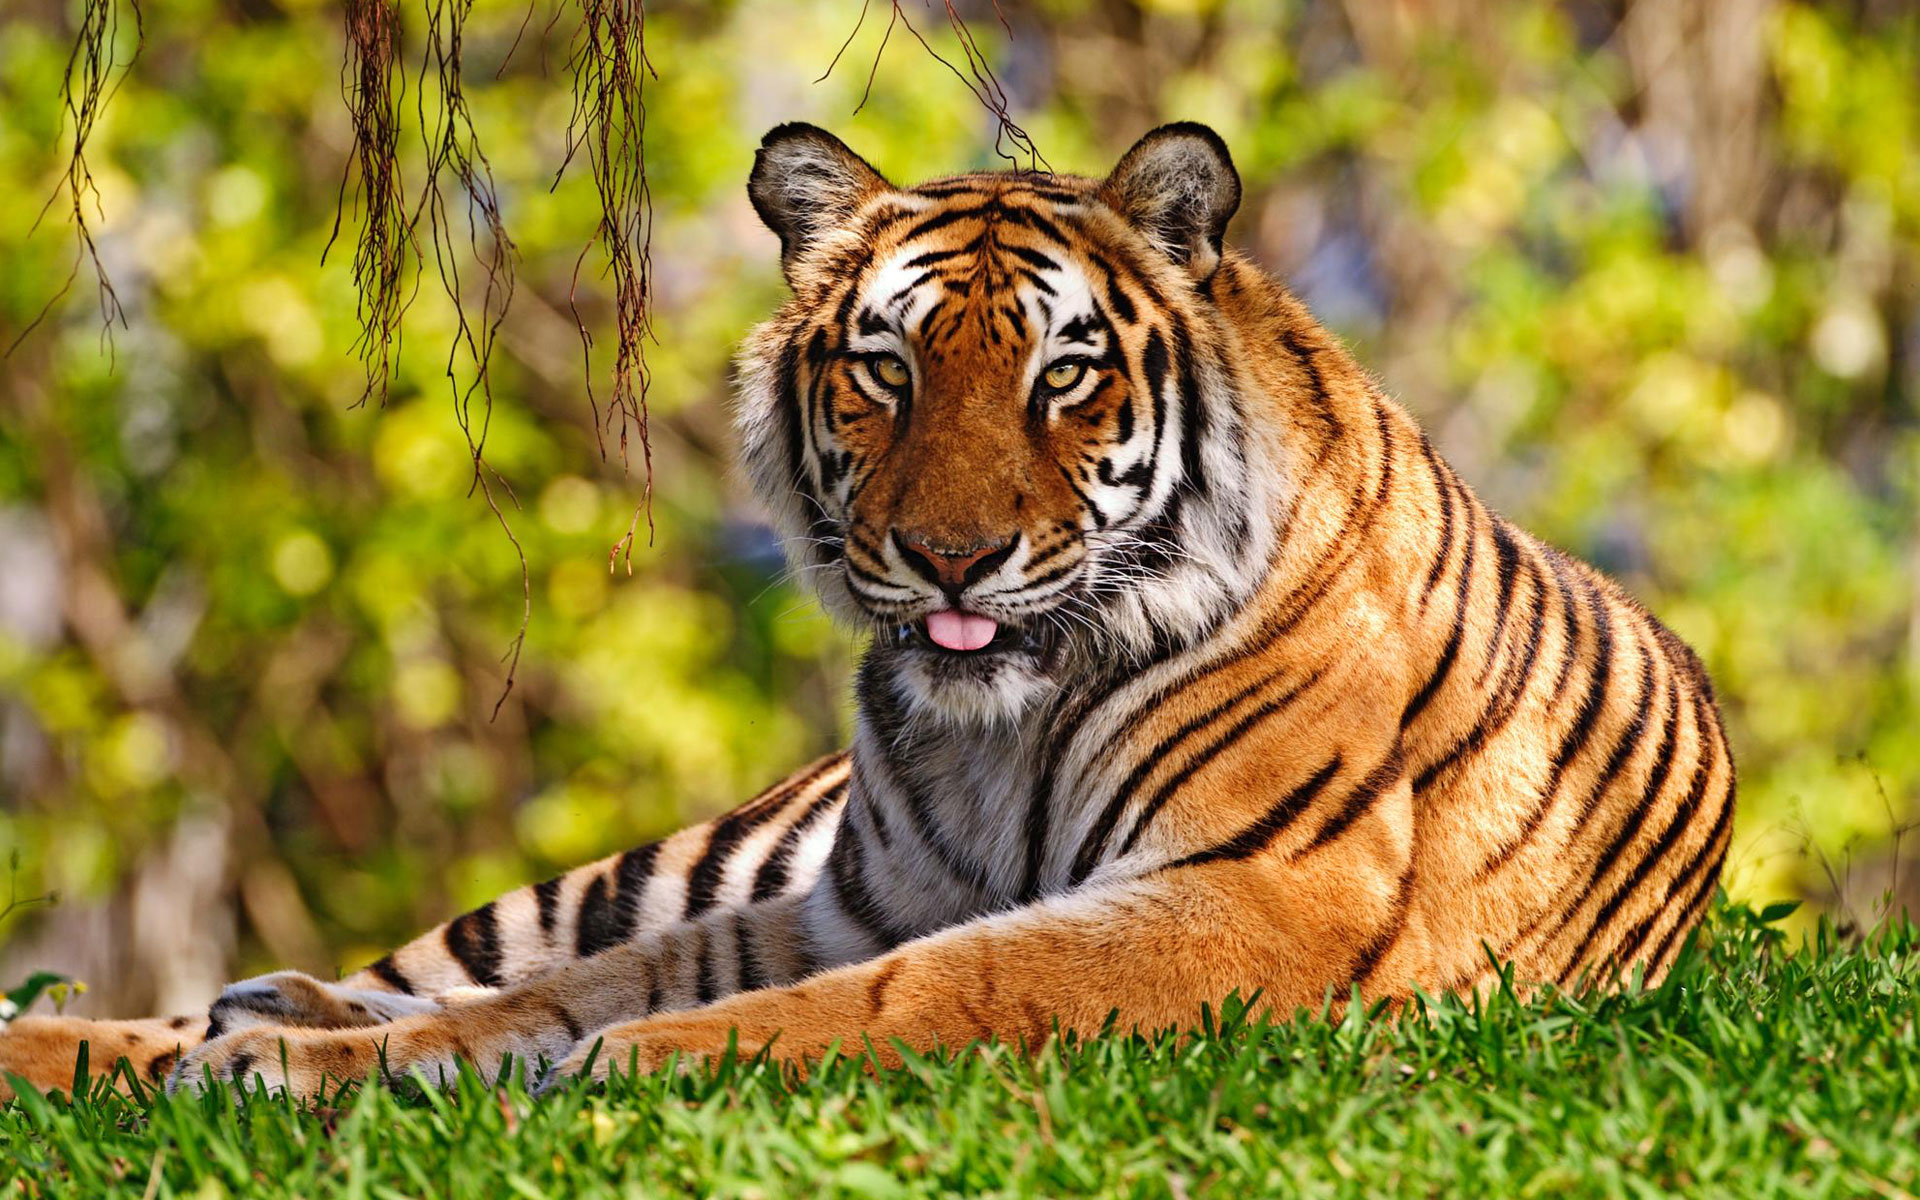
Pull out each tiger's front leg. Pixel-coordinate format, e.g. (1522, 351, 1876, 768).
(194, 752, 848, 1045)
(0, 977, 451, 1102)
(169, 891, 823, 1095)
(166, 756, 852, 1095)
(4, 755, 850, 1101)
(554, 846, 1416, 1083)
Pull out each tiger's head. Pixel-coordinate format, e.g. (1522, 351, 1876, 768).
(737, 123, 1281, 722)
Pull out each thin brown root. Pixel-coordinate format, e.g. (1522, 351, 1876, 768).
(416, 0, 526, 718)
(7, 0, 143, 361)
(557, 0, 657, 556)
(609, 489, 651, 577)
(820, 0, 1045, 171)
(326, 0, 414, 408)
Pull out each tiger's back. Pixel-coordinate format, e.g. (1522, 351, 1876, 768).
(1033, 258, 1737, 995)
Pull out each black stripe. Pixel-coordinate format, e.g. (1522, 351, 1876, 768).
(682, 830, 733, 922)
(444, 903, 505, 988)
(1166, 756, 1344, 869)
(1473, 518, 1523, 687)
(1011, 266, 1057, 296)
(1542, 549, 1585, 701)
(1172, 320, 1209, 497)
(1101, 262, 1137, 324)
(1370, 402, 1398, 508)
(1114, 382, 1137, 443)
(1571, 636, 1658, 828)
(366, 955, 415, 995)
(1141, 329, 1171, 490)
(694, 926, 717, 1006)
(533, 878, 562, 936)
(1108, 241, 1169, 313)
(1111, 669, 1325, 864)
(1348, 860, 1417, 989)
(995, 203, 1073, 246)
(1545, 576, 1617, 789)
(575, 841, 662, 957)
(900, 238, 981, 268)
(1000, 180, 1087, 205)
(735, 913, 768, 992)
(825, 812, 911, 950)
(1302, 743, 1406, 853)
(910, 180, 993, 199)
(1411, 553, 1548, 793)
(574, 875, 617, 958)
(777, 334, 840, 571)
(1021, 535, 1078, 572)
(1280, 329, 1341, 455)
(1417, 436, 1453, 609)
(1002, 243, 1060, 272)
(1055, 462, 1108, 528)
(1401, 479, 1478, 729)
(863, 786, 894, 848)
(845, 556, 909, 594)
(1005, 555, 1083, 598)
(898, 203, 990, 244)
(615, 842, 662, 917)
(752, 778, 847, 900)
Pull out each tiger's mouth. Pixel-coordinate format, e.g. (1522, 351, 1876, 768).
(892, 608, 1050, 657)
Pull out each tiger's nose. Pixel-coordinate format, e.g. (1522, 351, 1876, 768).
(892, 531, 1019, 593)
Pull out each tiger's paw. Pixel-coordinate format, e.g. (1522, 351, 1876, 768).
(170, 1024, 425, 1098)
(205, 971, 444, 1039)
(169, 1011, 558, 1098)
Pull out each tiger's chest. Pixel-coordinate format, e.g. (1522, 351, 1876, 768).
(846, 718, 1055, 935)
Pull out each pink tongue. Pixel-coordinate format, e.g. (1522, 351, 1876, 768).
(925, 609, 1000, 652)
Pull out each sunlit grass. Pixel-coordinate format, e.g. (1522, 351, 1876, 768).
(4, 903, 1916, 1198)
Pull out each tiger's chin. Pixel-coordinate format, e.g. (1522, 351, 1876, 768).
(885, 619, 1061, 725)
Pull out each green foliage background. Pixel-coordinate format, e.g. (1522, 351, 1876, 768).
(0, 0, 1915, 1016)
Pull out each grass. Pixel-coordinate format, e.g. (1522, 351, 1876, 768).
(2, 902, 1916, 1199)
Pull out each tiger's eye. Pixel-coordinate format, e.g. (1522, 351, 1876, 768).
(874, 356, 911, 388)
(1043, 361, 1086, 391)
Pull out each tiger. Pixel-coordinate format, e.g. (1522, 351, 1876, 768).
(0, 122, 1735, 1101)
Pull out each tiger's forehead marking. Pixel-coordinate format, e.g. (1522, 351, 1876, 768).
(850, 188, 1108, 366)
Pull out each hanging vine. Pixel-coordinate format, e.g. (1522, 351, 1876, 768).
(328, 0, 411, 409)
(7, 0, 142, 359)
(822, 0, 1043, 170)
(556, 0, 656, 573)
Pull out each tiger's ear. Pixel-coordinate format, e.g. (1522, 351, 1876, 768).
(1101, 123, 1241, 281)
(749, 124, 892, 274)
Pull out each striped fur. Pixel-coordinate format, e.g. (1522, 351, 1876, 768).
(0, 124, 1733, 1100)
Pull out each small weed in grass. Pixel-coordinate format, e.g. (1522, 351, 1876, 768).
(2, 902, 1916, 1198)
